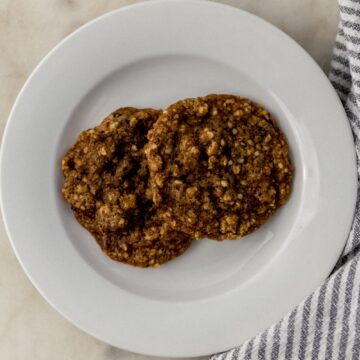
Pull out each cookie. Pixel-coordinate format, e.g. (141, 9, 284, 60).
(146, 95, 293, 240)
(62, 107, 192, 267)
(74, 209, 191, 268)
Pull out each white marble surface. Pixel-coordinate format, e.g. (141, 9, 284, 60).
(0, 1, 339, 359)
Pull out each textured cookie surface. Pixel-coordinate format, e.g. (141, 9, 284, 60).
(62, 107, 192, 267)
(146, 95, 293, 240)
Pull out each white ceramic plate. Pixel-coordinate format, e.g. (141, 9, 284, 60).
(0, 0, 357, 357)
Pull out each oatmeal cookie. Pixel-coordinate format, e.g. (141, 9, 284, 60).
(146, 95, 293, 240)
(62, 107, 192, 267)
(74, 209, 191, 268)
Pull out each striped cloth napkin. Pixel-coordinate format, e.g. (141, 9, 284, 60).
(211, 1, 360, 359)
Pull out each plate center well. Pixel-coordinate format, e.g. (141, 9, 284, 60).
(56, 54, 303, 301)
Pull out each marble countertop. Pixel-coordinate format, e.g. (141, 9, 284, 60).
(0, 1, 339, 359)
